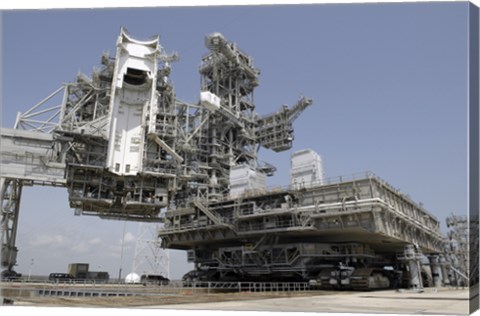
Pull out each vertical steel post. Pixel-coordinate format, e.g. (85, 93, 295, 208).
(0, 178, 23, 271)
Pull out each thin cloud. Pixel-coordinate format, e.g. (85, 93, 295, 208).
(123, 232, 136, 244)
(88, 237, 102, 245)
(28, 233, 66, 247)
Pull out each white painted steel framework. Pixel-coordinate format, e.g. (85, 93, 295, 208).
(1, 28, 311, 275)
(132, 222, 170, 279)
(0, 179, 22, 270)
(0, 29, 460, 291)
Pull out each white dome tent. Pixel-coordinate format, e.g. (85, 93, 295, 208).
(124, 272, 140, 284)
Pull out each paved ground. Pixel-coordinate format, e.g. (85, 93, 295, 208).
(148, 288, 471, 315)
(3, 282, 474, 315)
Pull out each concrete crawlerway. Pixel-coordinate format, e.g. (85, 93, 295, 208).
(148, 288, 471, 314)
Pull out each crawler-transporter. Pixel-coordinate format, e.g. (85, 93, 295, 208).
(0, 29, 453, 290)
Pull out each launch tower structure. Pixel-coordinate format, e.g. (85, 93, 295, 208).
(0, 29, 456, 290)
(1, 28, 311, 274)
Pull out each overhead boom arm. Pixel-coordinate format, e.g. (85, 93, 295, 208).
(255, 97, 314, 152)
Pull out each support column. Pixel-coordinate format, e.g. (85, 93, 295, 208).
(402, 244, 423, 291)
(429, 255, 442, 287)
(1, 178, 23, 272)
(439, 255, 450, 286)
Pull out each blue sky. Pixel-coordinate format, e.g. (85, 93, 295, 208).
(1, 2, 471, 279)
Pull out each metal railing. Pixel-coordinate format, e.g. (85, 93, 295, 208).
(1, 279, 313, 300)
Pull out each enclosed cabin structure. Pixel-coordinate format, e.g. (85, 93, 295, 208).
(60, 28, 178, 221)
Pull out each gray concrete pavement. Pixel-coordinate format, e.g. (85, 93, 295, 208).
(148, 288, 471, 315)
